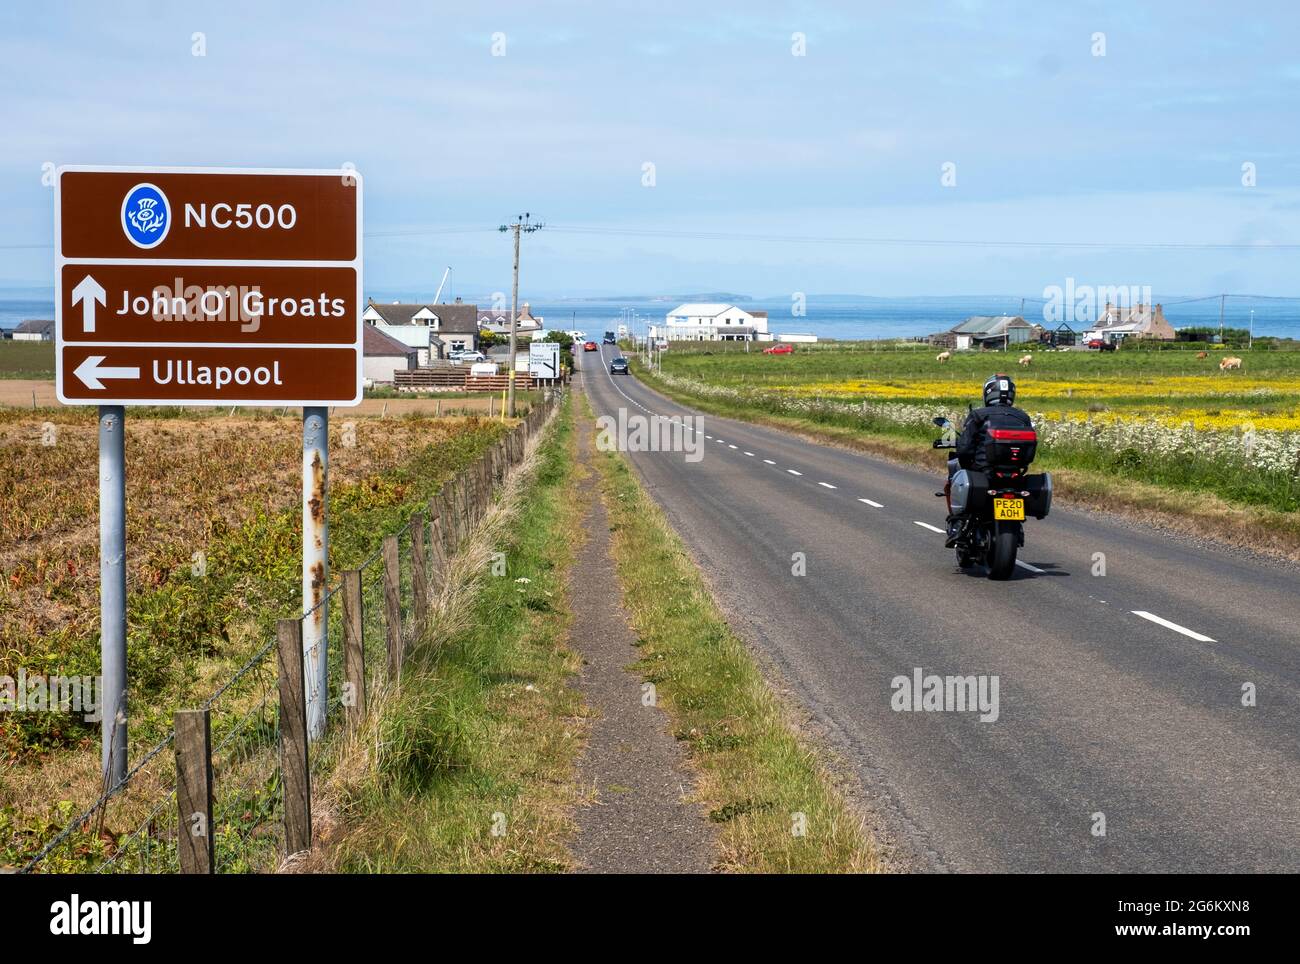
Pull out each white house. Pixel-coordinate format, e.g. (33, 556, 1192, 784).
(11, 319, 53, 342)
(650, 304, 773, 342)
(478, 302, 545, 341)
(362, 300, 479, 365)
(1081, 303, 1177, 344)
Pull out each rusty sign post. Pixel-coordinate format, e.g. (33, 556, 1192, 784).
(302, 407, 328, 739)
(55, 167, 363, 775)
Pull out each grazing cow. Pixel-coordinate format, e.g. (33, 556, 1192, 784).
(1018, 354, 1033, 366)
(1219, 356, 1243, 371)
(936, 351, 951, 363)
(1196, 351, 1208, 359)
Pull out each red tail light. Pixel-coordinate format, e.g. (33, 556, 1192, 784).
(989, 429, 1037, 441)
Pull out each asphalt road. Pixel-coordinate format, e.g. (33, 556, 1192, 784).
(580, 344, 1300, 872)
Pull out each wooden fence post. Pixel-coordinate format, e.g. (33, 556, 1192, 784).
(174, 709, 214, 874)
(277, 619, 311, 855)
(454, 474, 470, 536)
(383, 535, 403, 677)
(341, 569, 365, 729)
(428, 507, 447, 592)
(410, 512, 428, 630)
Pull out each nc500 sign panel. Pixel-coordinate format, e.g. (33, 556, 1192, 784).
(55, 166, 363, 406)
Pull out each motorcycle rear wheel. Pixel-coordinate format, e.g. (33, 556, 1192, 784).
(987, 528, 1018, 580)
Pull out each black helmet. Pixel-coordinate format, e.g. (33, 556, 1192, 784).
(983, 373, 1016, 407)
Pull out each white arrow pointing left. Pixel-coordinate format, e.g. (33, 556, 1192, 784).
(71, 274, 107, 333)
(74, 355, 140, 391)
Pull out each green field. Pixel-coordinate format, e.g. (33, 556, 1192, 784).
(640, 341, 1300, 517)
(0, 340, 54, 379)
(660, 341, 1300, 425)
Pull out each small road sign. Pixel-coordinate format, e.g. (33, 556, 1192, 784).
(55, 166, 363, 406)
(529, 340, 560, 379)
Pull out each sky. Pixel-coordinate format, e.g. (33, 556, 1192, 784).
(2, 0, 1298, 299)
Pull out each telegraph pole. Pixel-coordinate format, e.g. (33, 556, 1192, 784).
(499, 213, 544, 417)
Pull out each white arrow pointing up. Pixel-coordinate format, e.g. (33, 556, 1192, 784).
(74, 355, 140, 391)
(71, 275, 107, 333)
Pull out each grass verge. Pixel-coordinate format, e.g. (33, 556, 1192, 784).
(317, 397, 586, 872)
(634, 364, 1300, 560)
(582, 396, 880, 873)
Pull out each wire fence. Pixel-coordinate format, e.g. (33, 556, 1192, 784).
(18, 391, 562, 874)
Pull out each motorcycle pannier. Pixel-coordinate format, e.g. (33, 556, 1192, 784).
(984, 426, 1038, 468)
(950, 469, 989, 516)
(1023, 472, 1052, 519)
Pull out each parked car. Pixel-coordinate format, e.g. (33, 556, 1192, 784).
(583, 340, 599, 352)
(1085, 339, 1117, 352)
(469, 361, 498, 377)
(449, 350, 487, 364)
(763, 343, 795, 355)
(609, 357, 629, 375)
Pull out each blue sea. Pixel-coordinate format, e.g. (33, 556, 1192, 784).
(5, 295, 1299, 341)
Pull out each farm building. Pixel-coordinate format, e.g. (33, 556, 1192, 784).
(362, 299, 480, 364)
(931, 315, 1032, 350)
(11, 319, 53, 341)
(363, 324, 419, 384)
(1081, 302, 1176, 343)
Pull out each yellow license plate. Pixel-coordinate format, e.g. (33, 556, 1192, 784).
(993, 498, 1025, 521)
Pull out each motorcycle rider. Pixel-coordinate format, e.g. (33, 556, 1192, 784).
(944, 373, 1034, 547)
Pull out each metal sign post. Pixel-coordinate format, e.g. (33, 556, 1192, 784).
(302, 408, 329, 740)
(98, 405, 127, 785)
(55, 166, 363, 774)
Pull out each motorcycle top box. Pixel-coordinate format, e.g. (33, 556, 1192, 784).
(984, 427, 1037, 468)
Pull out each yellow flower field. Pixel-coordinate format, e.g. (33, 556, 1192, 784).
(770, 375, 1300, 402)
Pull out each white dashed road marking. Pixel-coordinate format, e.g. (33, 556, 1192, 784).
(787, 469, 803, 476)
(859, 498, 884, 508)
(744, 451, 755, 457)
(1131, 610, 1216, 643)
(763, 459, 776, 465)
(1015, 560, 1045, 574)
(818, 482, 837, 489)
(914, 521, 946, 534)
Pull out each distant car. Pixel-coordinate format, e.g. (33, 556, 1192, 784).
(583, 341, 599, 352)
(602, 332, 617, 344)
(763, 343, 795, 355)
(449, 350, 487, 364)
(1086, 339, 1116, 352)
(610, 357, 629, 375)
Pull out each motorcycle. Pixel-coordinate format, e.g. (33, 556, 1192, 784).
(932, 415, 1052, 579)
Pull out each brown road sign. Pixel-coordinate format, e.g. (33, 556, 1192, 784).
(59, 169, 359, 261)
(60, 345, 360, 404)
(59, 264, 358, 345)
(55, 166, 362, 406)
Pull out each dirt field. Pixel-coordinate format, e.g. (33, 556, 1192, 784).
(0, 379, 56, 407)
(0, 379, 523, 416)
